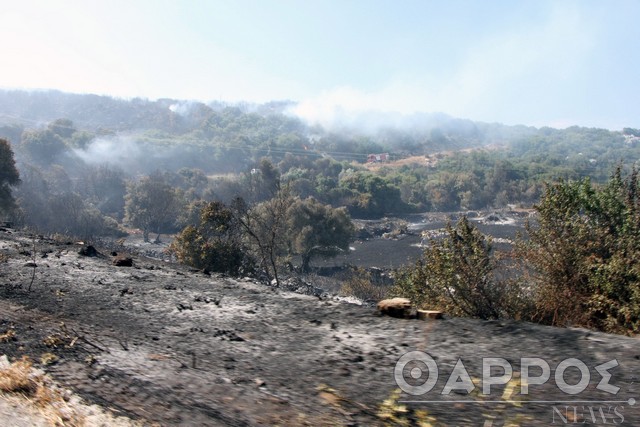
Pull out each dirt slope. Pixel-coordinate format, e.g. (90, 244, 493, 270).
(0, 228, 638, 426)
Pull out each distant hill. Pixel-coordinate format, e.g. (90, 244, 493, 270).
(0, 88, 636, 180)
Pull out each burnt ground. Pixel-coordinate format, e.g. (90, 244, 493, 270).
(0, 227, 639, 426)
(317, 210, 530, 270)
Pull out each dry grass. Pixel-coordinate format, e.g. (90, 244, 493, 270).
(0, 328, 16, 343)
(0, 355, 86, 426)
(0, 355, 146, 426)
(0, 357, 35, 394)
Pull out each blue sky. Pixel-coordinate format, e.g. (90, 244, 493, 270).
(1, 0, 638, 129)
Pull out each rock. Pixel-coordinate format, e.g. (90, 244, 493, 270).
(113, 256, 133, 267)
(177, 303, 193, 311)
(377, 298, 415, 319)
(78, 245, 99, 257)
(0, 354, 10, 369)
(417, 309, 443, 320)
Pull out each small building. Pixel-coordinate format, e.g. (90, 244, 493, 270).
(367, 153, 389, 163)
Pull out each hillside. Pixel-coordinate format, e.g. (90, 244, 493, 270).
(2, 89, 639, 225)
(0, 227, 638, 425)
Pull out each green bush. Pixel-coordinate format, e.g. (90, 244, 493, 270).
(170, 201, 253, 276)
(390, 217, 528, 319)
(520, 168, 640, 334)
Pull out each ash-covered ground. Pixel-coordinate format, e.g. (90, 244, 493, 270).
(0, 226, 638, 426)
(318, 210, 531, 270)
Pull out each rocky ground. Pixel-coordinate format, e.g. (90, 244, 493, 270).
(0, 226, 639, 426)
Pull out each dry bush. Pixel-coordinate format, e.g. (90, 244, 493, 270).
(0, 355, 86, 426)
(339, 267, 388, 303)
(0, 328, 16, 343)
(0, 356, 36, 394)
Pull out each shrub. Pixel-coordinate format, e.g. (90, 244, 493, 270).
(339, 267, 388, 302)
(389, 217, 528, 320)
(520, 168, 640, 334)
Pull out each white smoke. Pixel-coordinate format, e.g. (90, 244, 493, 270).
(169, 101, 196, 116)
(72, 135, 143, 169)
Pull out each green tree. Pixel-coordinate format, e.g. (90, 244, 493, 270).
(232, 187, 292, 286)
(46, 191, 123, 238)
(78, 164, 127, 220)
(0, 139, 20, 217)
(13, 165, 50, 228)
(340, 172, 404, 217)
(170, 201, 251, 275)
(286, 197, 354, 272)
(246, 158, 281, 202)
(124, 173, 182, 242)
(48, 118, 76, 138)
(20, 129, 67, 165)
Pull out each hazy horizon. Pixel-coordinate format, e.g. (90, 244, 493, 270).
(2, 0, 639, 130)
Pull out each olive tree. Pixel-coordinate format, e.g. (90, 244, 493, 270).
(286, 197, 355, 272)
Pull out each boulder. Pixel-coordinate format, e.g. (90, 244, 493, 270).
(113, 256, 133, 267)
(377, 298, 415, 319)
(78, 245, 99, 257)
(417, 309, 443, 320)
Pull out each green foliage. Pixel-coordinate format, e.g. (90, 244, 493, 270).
(124, 173, 183, 242)
(339, 171, 406, 217)
(13, 163, 123, 238)
(20, 129, 68, 165)
(48, 118, 76, 139)
(0, 139, 20, 216)
(521, 168, 640, 334)
(231, 188, 293, 285)
(46, 192, 124, 238)
(286, 197, 355, 272)
(231, 188, 354, 279)
(76, 164, 127, 220)
(390, 217, 527, 320)
(170, 201, 251, 275)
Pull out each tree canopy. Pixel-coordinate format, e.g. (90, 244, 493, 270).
(286, 197, 355, 272)
(124, 173, 182, 242)
(0, 138, 20, 216)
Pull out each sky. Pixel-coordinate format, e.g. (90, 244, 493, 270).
(0, 0, 639, 130)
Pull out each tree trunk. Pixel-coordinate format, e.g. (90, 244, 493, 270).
(301, 253, 311, 274)
(143, 229, 150, 242)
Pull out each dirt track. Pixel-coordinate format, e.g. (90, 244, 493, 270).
(0, 228, 639, 426)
